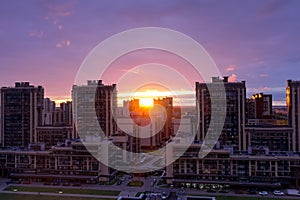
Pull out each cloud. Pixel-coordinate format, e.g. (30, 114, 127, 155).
(259, 0, 289, 16)
(259, 73, 269, 77)
(66, 40, 71, 46)
(228, 74, 237, 82)
(28, 30, 44, 38)
(226, 65, 235, 72)
(55, 40, 71, 48)
(248, 86, 274, 93)
(262, 86, 271, 91)
(55, 43, 63, 48)
(46, 1, 74, 18)
(58, 25, 63, 30)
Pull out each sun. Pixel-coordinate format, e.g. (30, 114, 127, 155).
(139, 98, 153, 107)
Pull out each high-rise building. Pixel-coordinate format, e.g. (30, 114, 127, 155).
(52, 101, 72, 126)
(60, 101, 72, 125)
(72, 80, 117, 140)
(196, 77, 246, 150)
(43, 98, 55, 126)
(43, 99, 72, 126)
(286, 79, 300, 151)
(245, 125, 293, 151)
(153, 97, 173, 141)
(0, 82, 44, 147)
(246, 93, 272, 125)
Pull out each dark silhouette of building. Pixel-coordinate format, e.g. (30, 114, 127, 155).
(43, 98, 55, 125)
(0, 82, 44, 147)
(246, 93, 273, 125)
(287, 79, 300, 151)
(153, 97, 173, 141)
(196, 77, 246, 150)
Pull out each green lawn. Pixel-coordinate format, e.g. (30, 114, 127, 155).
(127, 181, 144, 187)
(0, 193, 116, 200)
(5, 186, 120, 196)
(135, 192, 143, 197)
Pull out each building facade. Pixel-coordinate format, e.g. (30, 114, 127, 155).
(0, 141, 113, 184)
(165, 142, 300, 190)
(245, 126, 293, 152)
(153, 97, 173, 141)
(287, 80, 300, 152)
(36, 126, 73, 149)
(0, 82, 44, 147)
(196, 77, 246, 150)
(72, 80, 117, 140)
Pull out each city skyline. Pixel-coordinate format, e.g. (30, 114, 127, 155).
(1, 0, 300, 106)
(0, 77, 294, 107)
(2, 1, 300, 198)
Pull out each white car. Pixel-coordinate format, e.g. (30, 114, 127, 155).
(161, 192, 169, 199)
(273, 190, 284, 196)
(259, 191, 268, 196)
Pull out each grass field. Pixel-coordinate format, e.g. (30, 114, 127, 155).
(0, 193, 116, 200)
(127, 181, 144, 187)
(4, 186, 120, 196)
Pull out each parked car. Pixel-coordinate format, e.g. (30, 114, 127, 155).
(162, 191, 169, 199)
(22, 180, 30, 184)
(62, 182, 70, 186)
(117, 180, 122, 185)
(219, 190, 229, 193)
(13, 180, 21, 184)
(259, 191, 268, 196)
(6, 180, 13, 185)
(247, 189, 257, 194)
(207, 189, 217, 193)
(273, 190, 284, 196)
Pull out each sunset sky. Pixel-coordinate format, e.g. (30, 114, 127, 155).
(1, 0, 300, 106)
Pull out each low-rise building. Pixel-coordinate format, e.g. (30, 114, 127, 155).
(165, 140, 300, 190)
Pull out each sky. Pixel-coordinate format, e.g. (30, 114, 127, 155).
(1, 0, 300, 106)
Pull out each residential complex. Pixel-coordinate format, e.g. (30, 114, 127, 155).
(166, 141, 300, 189)
(0, 78, 300, 190)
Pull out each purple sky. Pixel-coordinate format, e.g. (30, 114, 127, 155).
(1, 0, 300, 105)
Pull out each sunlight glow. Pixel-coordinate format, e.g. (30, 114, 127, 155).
(139, 98, 153, 107)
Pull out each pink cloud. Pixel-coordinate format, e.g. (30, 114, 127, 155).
(28, 30, 44, 38)
(226, 65, 235, 72)
(55, 43, 63, 48)
(55, 40, 71, 48)
(249, 86, 271, 93)
(262, 86, 270, 91)
(66, 40, 71, 46)
(46, 2, 74, 18)
(228, 74, 237, 82)
(259, 73, 269, 77)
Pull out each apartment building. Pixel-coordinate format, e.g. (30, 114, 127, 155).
(0, 82, 44, 147)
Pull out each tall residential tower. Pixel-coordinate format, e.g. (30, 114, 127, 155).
(0, 82, 44, 147)
(196, 77, 246, 150)
(287, 79, 300, 151)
